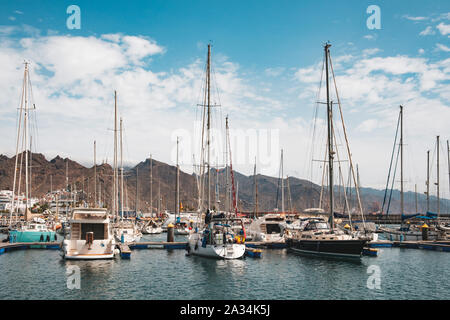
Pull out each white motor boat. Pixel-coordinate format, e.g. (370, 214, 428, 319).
(61, 208, 116, 260)
(248, 214, 286, 243)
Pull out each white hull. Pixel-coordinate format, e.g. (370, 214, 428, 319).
(381, 228, 438, 241)
(114, 226, 142, 243)
(174, 228, 190, 235)
(64, 253, 115, 260)
(115, 233, 142, 243)
(143, 226, 162, 234)
(250, 232, 285, 243)
(188, 233, 245, 259)
(62, 239, 116, 260)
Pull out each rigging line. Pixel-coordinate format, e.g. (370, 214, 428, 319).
(328, 51, 366, 229)
(306, 58, 325, 186)
(332, 116, 352, 230)
(210, 59, 224, 137)
(27, 68, 39, 153)
(275, 156, 281, 210)
(198, 48, 209, 213)
(318, 142, 328, 209)
(11, 79, 25, 220)
(381, 110, 401, 213)
(430, 143, 436, 181)
(386, 141, 401, 215)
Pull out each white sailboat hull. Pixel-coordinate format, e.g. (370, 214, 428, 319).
(381, 227, 438, 241)
(115, 233, 142, 243)
(143, 226, 162, 234)
(188, 234, 245, 259)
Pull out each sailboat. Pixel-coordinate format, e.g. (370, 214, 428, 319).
(114, 114, 142, 243)
(8, 62, 57, 243)
(187, 44, 246, 259)
(380, 121, 440, 241)
(172, 136, 190, 236)
(140, 155, 163, 234)
(286, 43, 368, 258)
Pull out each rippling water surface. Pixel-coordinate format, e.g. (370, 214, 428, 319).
(1, 234, 449, 299)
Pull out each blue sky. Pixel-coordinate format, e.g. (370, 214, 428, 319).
(0, 0, 449, 196)
(1, 1, 447, 66)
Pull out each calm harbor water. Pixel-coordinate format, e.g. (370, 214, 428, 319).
(0, 233, 449, 300)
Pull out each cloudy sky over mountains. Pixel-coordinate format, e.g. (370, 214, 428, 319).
(0, 1, 448, 197)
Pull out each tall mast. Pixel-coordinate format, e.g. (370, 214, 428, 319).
(158, 180, 161, 215)
(94, 140, 97, 207)
(206, 44, 211, 211)
(253, 157, 258, 218)
(10, 63, 27, 224)
(175, 136, 180, 217)
(447, 140, 450, 213)
(24, 63, 29, 213)
(120, 118, 124, 220)
(29, 136, 32, 205)
(400, 105, 404, 216)
(66, 160, 69, 191)
(236, 181, 239, 212)
(287, 175, 293, 214)
(426, 150, 430, 212)
(136, 167, 139, 214)
(415, 184, 418, 213)
(225, 116, 230, 213)
(281, 149, 285, 213)
(437, 135, 440, 217)
(324, 43, 334, 229)
(150, 154, 153, 214)
(113, 91, 118, 220)
(215, 157, 219, 211)
(226, 116, 238, 216)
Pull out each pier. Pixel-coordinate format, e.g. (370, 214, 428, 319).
(0, 241, 60, 255)
(1, 239, 450, 256)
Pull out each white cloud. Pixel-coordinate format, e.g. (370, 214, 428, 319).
(362, 48, 381, 57)
(419, 26, 435, 36)
(356, 119, 379, 132)
(264, 67, 285, 77)
(0, 29, 282, 175)
(363, 35, 375, 40)
(403, 15, 428, 21)
(436, 43, 450, 52)
(436, 22, 450, 35)
(295, 51, 450, 191)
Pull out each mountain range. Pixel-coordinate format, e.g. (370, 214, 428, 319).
(0, 152, 449, 214)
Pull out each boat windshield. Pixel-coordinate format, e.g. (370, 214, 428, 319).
(304, 222, 329, 230)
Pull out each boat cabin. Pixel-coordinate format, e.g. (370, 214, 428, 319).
(69, 208, 110, 241)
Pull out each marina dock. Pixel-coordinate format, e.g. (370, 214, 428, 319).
(2, 239, 450, 256)
(0, 241, 60, 255)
